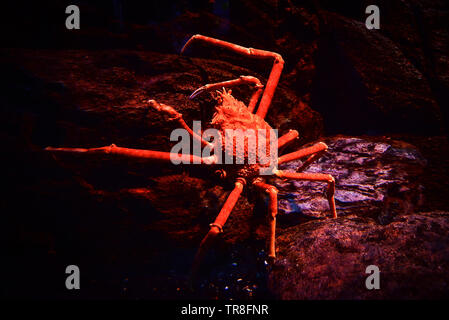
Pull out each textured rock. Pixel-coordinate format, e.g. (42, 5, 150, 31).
(3, 0, 447, 137)
(372, 0, 449, 133)
(268, 211, 449, 299)
(0, 48, 288, 299)
(275, 136, 426, 223)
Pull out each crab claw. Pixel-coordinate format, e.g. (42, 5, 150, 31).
(148, 99, 181, 120)
(189, 86, 207, 100)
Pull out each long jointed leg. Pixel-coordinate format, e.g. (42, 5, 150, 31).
(275, 171, 337, 218)
(189, 75, 264, 113)
(296, 150, 326, 172)
(45, 144, 217, 164)
(181, 34, 284, 119)
(148, 99, 213, 149)
(190, 178, 245, 278)
(253, 180, 278, 259)
(278, 142, 328, 165)
(277, 130, 299, 149)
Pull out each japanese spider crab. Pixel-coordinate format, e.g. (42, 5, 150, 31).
(46, 35, 337, 276)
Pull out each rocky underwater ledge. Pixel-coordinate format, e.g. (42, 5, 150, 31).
(1, 47, 449, 299)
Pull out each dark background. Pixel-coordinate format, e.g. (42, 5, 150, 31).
(1, 0, 448, 299)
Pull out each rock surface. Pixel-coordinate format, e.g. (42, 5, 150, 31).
(268, 212, 449, 299)
(2, 48, 447, 298)
(4, 0, 447, 136)
(275, 136, 427, 223)
(0, 48, 323, 151)
(2, 0, 449, 300)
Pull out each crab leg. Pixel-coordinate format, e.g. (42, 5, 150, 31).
(296, 150, 327, 172)
(277, 130, 299, 149)
(278, 142, 328, 165)
(191, 178, 245, 277)
(45, 144, 217, 164)
(253, 180, 278, 259)
(148, 100, 213, 149)
(275, 171, 337, 218)
(181, 34, 284, 119)
(189, 76, 264, 113)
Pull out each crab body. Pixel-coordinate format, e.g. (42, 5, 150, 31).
(209, 90, 275, 182)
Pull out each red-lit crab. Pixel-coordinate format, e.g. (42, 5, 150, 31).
(46, 35, 337, 274)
